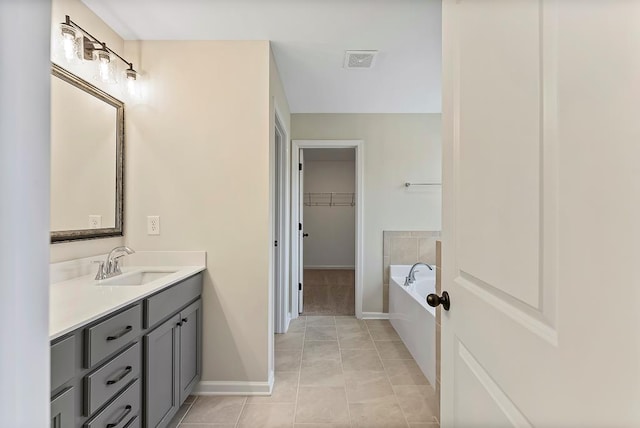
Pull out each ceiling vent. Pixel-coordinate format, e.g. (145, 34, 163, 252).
(344, 50, 378, 69)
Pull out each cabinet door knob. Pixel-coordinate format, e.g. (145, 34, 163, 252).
(182, 318, 188, 324)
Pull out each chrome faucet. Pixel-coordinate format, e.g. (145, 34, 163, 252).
(94, 246, 135, 280)
(404, 262, 433, 286)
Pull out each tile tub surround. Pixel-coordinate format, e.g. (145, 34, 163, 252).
(382, 231, 440, 312)
(49, 251, 206, 339)
(170, 316, 439, 427)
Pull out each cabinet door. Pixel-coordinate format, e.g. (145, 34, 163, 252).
(144, 314, 180, 428)
(179, 299, 202, 403)
(50, 387, 74, 428)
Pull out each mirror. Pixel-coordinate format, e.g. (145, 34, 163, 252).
(50, 63, 124, 242)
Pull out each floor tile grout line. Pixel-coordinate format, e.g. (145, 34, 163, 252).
(366, 320, 412, 428)
(233, 396, 248, 427)
(292, 316, 306, 426)
(175, 395, 197, 427)
(336, 316, 354, 428)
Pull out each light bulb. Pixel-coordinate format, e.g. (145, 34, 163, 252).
(125, 68, 138, 97)
(99, 59, 110, 82)
(60, 23, 78, 62)
(93, 48, 113, 83)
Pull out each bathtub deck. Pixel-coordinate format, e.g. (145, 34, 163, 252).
(169, 316, 439, 427)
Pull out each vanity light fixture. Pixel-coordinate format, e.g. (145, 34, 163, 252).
(60, 15, 140, 93)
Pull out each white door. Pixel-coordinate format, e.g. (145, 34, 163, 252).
(298, 149, 305, 314)
(441, 1, 640, 426)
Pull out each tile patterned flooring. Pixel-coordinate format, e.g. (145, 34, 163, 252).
(303, 270, 355, 316)
(170, 316, 439, 428)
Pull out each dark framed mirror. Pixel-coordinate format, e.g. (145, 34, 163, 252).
(50, 63, 124, 242)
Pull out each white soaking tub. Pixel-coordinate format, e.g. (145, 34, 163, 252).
(389, 264, 436, 386)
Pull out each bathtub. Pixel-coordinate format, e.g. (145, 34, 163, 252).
(389, 265, 436, 386)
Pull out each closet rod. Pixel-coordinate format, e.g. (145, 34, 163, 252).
(404, 182, 442, 187)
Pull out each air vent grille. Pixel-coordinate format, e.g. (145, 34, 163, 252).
(344, 50, 378, 69)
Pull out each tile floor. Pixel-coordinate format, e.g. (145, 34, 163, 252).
(169, 316, 439, 428)
(303, 270, 355, 316)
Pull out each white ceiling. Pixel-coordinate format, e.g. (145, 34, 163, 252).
(82, 0, 442, 114)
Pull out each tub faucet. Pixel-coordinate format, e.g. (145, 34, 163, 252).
(94, 246, 135, 280)
(404, 262, 433, 286)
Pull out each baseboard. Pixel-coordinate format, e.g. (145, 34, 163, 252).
(303, 265, 355, 270)
(193, 371, 274, 396)
(362, 312, 390, 320)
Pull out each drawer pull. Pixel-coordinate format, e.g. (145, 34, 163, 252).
(106, 404, 132, 428)
(122, 416, 138, 428)
(107, 325, 132, 341)
(106, 366, 133, 386)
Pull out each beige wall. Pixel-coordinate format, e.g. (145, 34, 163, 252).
(125, 40, 277, 384)
(50, 0, 125, 262)
(303, 160, 356, 268)
(268, 48, 292, 370)
(292, 114, 442, 313)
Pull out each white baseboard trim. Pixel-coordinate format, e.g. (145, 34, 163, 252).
(303, 265, 355, 270)
(362, 312, 390, 320)
(193, 372, 274, 396)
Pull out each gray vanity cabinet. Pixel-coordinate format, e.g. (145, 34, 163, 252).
(179, 299, 202, 403)
(145, 299, 203, 427)
(50, 272, 203, 428)
(144, 314, 181, 428)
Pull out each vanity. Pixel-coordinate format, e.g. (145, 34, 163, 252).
(49, 61, 205, 428)
(49, 257, 205, 428)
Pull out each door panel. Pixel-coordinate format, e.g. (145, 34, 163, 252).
(442, 1, 640, 426)
(457, 0, 541, 308)
(179, 300, 201, 403)
(145, 314, 180, 428)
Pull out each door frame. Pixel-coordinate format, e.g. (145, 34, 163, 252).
(273, 110, 290, 334)
(291, 139, 364, 319)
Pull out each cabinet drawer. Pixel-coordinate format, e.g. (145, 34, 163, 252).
(85, 342, 141, 416)
(84, 378, 140, 428)
(145, 273, 202, 328)
(51, 335, 76, 392)
(85, 305, 141, 368)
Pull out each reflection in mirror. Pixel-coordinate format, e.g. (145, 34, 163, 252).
(50, 64, 124, 242)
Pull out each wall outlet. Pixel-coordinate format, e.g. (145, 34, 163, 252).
(89, 215, 102, 229)
(147, 216, 160, 235)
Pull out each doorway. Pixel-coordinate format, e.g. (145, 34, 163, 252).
(300, 148, 356, 315)
(291, 140, 364, 320)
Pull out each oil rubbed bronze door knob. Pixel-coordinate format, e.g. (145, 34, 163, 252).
(427, 291, 451, 311)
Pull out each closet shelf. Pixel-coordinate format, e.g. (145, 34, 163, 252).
(304, 192, 356, 207)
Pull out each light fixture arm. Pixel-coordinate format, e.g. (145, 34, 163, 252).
(64, 15, 136, 73)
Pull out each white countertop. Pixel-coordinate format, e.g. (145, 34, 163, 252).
(49, 251, 205, 340)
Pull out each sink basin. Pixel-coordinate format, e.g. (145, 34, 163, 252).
(97, 270, 177, 286)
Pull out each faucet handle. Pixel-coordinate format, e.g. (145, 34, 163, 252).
(92, 260, 105, 280)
